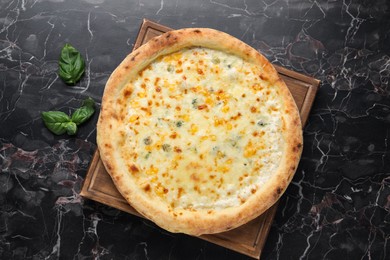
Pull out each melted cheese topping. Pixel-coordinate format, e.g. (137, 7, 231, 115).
(119, 47, 283, 210)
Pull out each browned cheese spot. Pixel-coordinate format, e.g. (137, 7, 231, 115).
(177, 187, 183, 199)
(140, 107, 151, 115)
(197, 104, 207, 110)
(110, 112, 119, 120)
(154, 77, 160, 86)
(144, 184, 151, 192)
(190, 173, 200, 182)
(129, 164, 139, 174)
(197, 68, 204, 75)
(259, 74, 267, 81)
(230, 112, 242, 120)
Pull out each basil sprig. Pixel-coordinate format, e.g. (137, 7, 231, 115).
(41, 97, 95, 135)
(59, 43, 85, 85)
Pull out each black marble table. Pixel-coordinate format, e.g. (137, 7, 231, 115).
(0, 0, 389, 259)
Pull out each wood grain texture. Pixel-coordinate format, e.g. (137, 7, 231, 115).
(81, 19, 320, 259)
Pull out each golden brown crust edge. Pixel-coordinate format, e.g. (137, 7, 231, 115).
(97, 28, 303, 236)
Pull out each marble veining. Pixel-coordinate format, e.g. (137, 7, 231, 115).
(0, 0, 389, 259)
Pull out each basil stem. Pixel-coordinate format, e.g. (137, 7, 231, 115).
(59, 43, 85, 85)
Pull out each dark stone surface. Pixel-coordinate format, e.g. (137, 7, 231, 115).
(0, 0, 389, 259)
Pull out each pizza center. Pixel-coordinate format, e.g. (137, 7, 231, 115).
(119, 47, 284, 210)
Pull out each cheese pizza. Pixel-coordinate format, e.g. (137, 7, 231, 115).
(97, 28, 303, 235)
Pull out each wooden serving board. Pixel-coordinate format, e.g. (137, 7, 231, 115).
(80, 19, 320, 259)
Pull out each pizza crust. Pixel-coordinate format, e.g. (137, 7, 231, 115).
(97, 28, 303, 235)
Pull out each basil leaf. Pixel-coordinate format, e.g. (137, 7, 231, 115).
(41, 111, 71, 135)
(65, 122, 77, 135)
(71, 97, 95, 125)
(41, 97, 96, 136)
(82, 97, 95, 108)
(59, 43, 85, 85)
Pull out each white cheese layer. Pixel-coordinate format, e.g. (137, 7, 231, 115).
(120, 47, 284, 210)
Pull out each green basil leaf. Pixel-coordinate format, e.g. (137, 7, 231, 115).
(65, 122, 77, 135)
(41, 111, 71, 135)
(42, 98, 96, 136)
(71, 98, 95, 125)
(59, 43, 85, 85)
(82, 97, 95, 108)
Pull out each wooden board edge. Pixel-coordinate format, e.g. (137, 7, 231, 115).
(200, 236, 260, 259)
(80, 150, 143, 217)
(199, 202, 279, 259)
(80, 149, 99, 198)
(274, 65, 321, 87)
(299, 81, 319, 126)
(133, 19, 173, 50)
